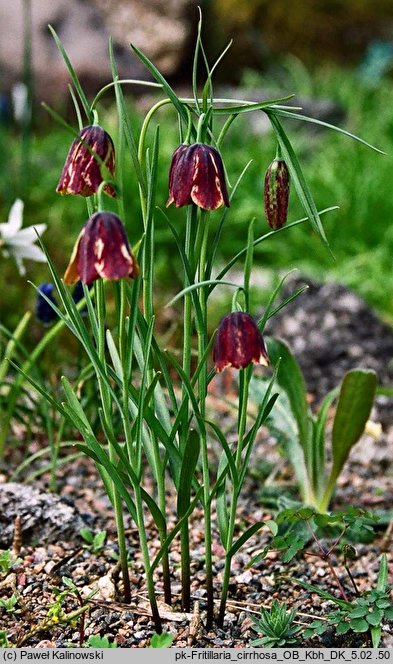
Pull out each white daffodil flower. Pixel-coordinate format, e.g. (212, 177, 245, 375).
(0, 199, 47, 276)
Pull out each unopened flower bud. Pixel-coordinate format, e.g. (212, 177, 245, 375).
(264, 159, 290, 229)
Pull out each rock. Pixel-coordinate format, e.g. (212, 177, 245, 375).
(0, 0, 196, 102)
(0, 482, 86, 547)
(266, 277, 393, 405)
(93, 0, 197, 75)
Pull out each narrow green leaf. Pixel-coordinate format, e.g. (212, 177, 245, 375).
(312, 386, 339, 499)
(292, 577, 351, 609)
(75, 441, 137, 521)
(227, 521, 270, 559)
(9, 360, 68, 419)
(130, 43, 191, 129)
(166, 279, 243, 307)
(48, 25, 92, 123)
(150, 488, 204, 574)
(213, 95, 295, 115)
(269, 108, 385, 155)
(109, 39, 146, 194)
(216, 478, 229, 547)
(61, 376, 93, 432)
(212, 207, 337, 290)
(207, 421, 238, 487)
(177, 430, 200, 517)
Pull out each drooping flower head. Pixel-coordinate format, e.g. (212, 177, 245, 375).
(264, 159, 290, 230)
(35, 283, 58, 325)
(213, 312, 269, 372)
(64, 212, 139, 285)
(57, 125, 116, 197)
(166, 143, 230, 210)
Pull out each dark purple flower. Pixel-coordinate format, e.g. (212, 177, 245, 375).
(213, 312, 269, 373)
(36, 283, 58, 325)
(264, 159, 290, 230)
(57, 125, 116, 197)
(166, 143, 230, 210)
(64, 212, 139, 285)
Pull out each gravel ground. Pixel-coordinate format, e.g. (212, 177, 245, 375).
(1, 279, 392, 648)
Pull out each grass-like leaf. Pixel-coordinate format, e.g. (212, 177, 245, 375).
(48, 25, 92, 124)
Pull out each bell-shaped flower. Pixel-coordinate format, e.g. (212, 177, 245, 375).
(57, 125, 116, 197)
(0, 199, 47, 276)
(213, 312, 269, 372)
(64, 212, 139, 285)
(166, 143, 230, 210)
(35, 283, 58, 325)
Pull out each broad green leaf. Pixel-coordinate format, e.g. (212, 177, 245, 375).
(328, 369, 377, 492)
(349, 618, 369, 632)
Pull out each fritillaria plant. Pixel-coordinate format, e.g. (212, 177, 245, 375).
(16, 12, 383, 635)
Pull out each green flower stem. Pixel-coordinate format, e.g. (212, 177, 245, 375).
(196, 210, 214, 628)
(95, 279, 131, 604)
(179, 205, 197, 612)
(218, 367, 250, 626)
(91, 79, 163, 111)
(134, 483, 163, 633)
(137, 101, 172, 605)
(318, 472, 338, 514)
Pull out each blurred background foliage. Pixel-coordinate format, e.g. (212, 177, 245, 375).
(1, 0, 393, 351)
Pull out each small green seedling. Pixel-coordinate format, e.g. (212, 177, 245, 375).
(0, 550, 22, 576)
(250, 599, 301, 647)
(80, 528, 107, 553)
(0, 593, 18, 613)
(87, 635, 117, 648)
(149, 632, 174, 648)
